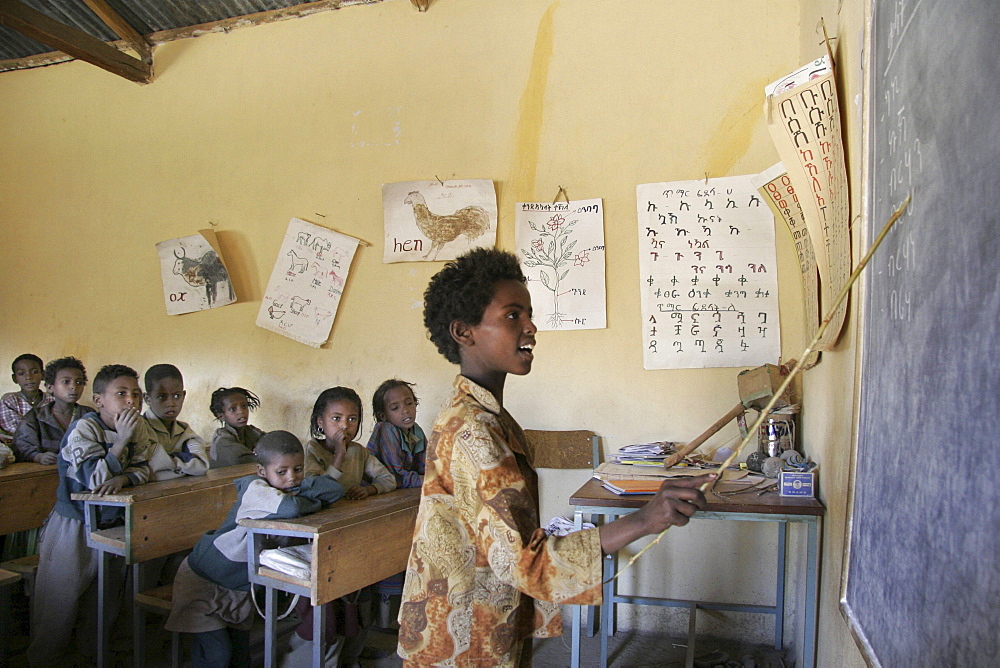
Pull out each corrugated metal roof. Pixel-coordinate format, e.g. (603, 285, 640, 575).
(0, 0, 381, 63)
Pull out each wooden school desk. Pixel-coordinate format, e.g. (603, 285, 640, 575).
(239, 487, 421, 668)
(568, 478, 824, 668)
(72, 463, 256, 668)
(0, 462, 59, 536)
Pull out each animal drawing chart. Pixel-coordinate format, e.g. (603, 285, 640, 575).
(255, 218, 360, 348)
(515, 199, 607, 331)
(382, 179, 497, 263)
(156, 230, 235, 315)
(637, 175, 780, 369)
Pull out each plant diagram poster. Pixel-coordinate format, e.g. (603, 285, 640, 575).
(155, 229, 235, 315)
(255, 218, 359, 348)
(637, 175, 781, 369)
(382, 179, 497, 263)
(515, 199, 607, 331)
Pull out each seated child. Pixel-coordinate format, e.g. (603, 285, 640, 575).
(289, 387, 396, 666)
(14, 356, 94, 465)
(365, 379, 426, 629)
(209, 387, 265, 468)
(366, 379, 426, 489)
(0, 353, 51, 444)
(304, 386, 395, 497)
(29, 363, 155, 666)
(143, 364, 209, 481)
(165, 430, 345, 667)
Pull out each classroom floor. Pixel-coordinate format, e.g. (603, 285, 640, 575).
(3, 586, 792, 667)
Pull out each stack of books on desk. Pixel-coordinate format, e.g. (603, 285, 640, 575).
(601, 479, 663, 495)
(608, 441, 679, 466)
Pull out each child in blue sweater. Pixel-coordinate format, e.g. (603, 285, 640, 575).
(166, 430, 345, 667)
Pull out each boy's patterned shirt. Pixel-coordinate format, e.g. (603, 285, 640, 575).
(397, 375, 603, 666)
(0, 391, 52, 443)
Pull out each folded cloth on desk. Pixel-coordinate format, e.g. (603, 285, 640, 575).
(260, 544, 311, 580)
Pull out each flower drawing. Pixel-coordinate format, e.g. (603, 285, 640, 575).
(521, 213, 578, 328)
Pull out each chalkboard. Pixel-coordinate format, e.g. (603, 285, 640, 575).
(843, 0, 1000, 665)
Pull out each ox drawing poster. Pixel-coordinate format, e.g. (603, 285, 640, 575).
(256, 218, 360, 348)
(156, 230, 235, 315)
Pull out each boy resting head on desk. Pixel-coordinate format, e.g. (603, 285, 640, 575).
(143, 363, 209, 480)
(29, 363, 155, 666)
(398, 249, 714, 667)
(166, 430, 345, 667)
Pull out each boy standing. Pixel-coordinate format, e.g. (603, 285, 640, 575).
(0, 353, 51, 444)
(29, 364, 155, 666)
(166, 430, 345, 666)
(398, 249, 713, 667)
(143, 364, 209, 481)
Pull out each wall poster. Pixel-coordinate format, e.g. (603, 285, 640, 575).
(515, 199, 607, 331)
(637, 175, 781, 369)
(256, 218, 360, 348)
(155, 229, 235, 315)
(382, 179, 497, 263)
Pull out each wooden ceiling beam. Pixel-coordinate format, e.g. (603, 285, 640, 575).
(0, 0, 150, 83)
(81, 0, 151, 64)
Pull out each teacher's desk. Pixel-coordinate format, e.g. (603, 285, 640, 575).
(569, 478, 824, 668)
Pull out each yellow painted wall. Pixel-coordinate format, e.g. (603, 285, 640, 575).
(0, 0, 870, 662)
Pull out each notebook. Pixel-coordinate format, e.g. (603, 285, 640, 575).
(601, 479, 663, 495)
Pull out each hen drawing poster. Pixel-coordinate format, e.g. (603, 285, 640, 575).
(155, 229, 235, 315)
(256, 218, 360, 348)
(382, 179, 497, 263)
(515, 199, 607, 331)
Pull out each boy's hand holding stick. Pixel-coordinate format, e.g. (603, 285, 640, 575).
(610, 196, 911, 582)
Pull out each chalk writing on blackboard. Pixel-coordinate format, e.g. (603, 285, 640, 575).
(636, 175, 780, 369)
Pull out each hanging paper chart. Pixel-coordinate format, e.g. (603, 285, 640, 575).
(256, 218, 360, 348)
(636, 175, 781, 369)
(515, 199, 607, 331)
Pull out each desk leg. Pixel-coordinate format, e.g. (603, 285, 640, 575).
(97, 549, 111, 668)
(803, 518, 820, 668)
(0, 577, 11, 666)
(684, 602, 697, 668)
(600, 553, 614, 668)
(312, 602, 326, 668)
(133, 563, 145, 668)
(775, 520, 787, 650)
(570, 511, 582, 668)
(264, 586, 277, 668)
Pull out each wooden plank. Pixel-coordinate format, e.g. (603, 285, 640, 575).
(312, 504, 417, 604)
(72, 464, 254, 504)
(80, 0, 150, 62)
(240, 487, 421, 534)
(128, 482, 238, 562)
(0, 568, 20, 587)
(0, 464, 58, 535)
(0, 0, 150, 83)
(90, 524, 126, 550)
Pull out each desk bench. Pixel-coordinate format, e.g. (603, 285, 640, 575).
(569, 478, 824, 668)
(239, 487, 421, 668)
(72, 463, 256, 667)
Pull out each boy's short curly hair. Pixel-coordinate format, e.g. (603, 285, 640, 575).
(255, 430, 303, 466)
(44, 356, 87, 386)
(423, 248, 526, 364)
(92, 364, 139, 395)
